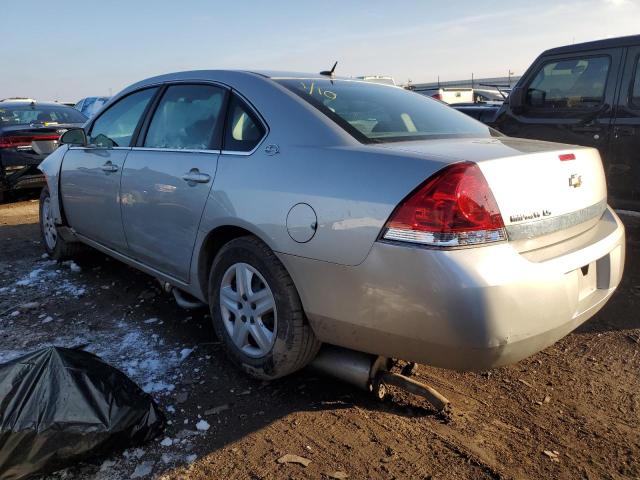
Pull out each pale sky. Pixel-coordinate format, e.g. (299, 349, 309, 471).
(1, 0, 638, 101)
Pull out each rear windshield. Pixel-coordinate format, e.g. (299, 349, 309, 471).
(275, 79, 494, 143)
(0, 104, 87, 126)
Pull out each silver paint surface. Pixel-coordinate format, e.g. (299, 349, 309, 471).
(38, 70, 626, 371)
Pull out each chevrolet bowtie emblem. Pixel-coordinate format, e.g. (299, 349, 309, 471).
(569, 174, 582, 188)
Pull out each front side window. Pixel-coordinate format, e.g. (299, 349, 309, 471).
(526, 56, 610, 109)
(223, 95, 265, 152)
(144, 85, 225, 150)
(89, 88, 157, 148)
(275, 79, 492, 143)
(631, 56, 640, 108)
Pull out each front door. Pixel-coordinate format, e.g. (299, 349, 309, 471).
(120, 84, 226, 281)
(496, 49, 622, 159)
(61, 87, 158, 251)
(608, 46, 640, 208)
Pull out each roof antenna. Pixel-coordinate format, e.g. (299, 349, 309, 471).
(320, 61, 338, 77)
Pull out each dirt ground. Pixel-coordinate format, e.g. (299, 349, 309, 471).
(1, 193, 639, 480)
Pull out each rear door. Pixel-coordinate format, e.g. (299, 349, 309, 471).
(119, 83, 227, 281)
(61, 87, 158, 251)
(497, 48, 622, 158)
(608, 46, 640, 208)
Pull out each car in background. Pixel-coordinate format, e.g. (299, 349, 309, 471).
(0, 99, 86, 201)
(493, 34, 640, 209)
(414, 87, 474, 104)
(452, 102, 501, 123)
(473, 88, 505, 103)
(356, 75, 397, 86)
(74, 96, 110, 118)
(39, 70, 624, 382)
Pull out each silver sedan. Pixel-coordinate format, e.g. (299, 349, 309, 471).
(39, 70, 625, 379)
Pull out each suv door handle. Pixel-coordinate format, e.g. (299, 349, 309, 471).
(101, 161, 118, 173)
(570, 125, 601, 133)
(181, 169, 211, 184)
(614, 126, 635, 137)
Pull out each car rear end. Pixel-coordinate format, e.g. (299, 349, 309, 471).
(0, 102, 86, 199)
(271, 77, 624, 371)
(287, 140, 624, 371)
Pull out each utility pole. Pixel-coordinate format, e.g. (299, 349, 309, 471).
(471, 73, 474, 88)
(508, 70, 514, 87)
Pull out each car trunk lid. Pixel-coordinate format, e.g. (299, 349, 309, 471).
(377, 137, 607, 252)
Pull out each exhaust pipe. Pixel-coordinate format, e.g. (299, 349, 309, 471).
(159, 280, 206, 310)
(311, 346, 450, 412)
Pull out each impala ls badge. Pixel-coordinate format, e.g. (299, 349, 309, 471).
(569, 174, 582, 188)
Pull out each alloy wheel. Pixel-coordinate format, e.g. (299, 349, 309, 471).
(219, 262, 277, 358)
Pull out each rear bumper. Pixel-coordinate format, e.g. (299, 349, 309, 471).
(280, 207, 625, 371)
(0, 151, 46, 191)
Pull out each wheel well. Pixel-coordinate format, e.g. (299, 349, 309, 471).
(197, 225, 256, 299)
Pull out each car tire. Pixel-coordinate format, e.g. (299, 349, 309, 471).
(208, 236, 321, 380)
(39, 186, 85, 260)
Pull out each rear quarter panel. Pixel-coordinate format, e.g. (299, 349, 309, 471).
(198, 143, 452, 266)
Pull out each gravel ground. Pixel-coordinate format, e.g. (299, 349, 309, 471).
(1, 195, 638, 480)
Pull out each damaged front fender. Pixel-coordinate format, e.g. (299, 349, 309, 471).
(38, 144, 69, 225)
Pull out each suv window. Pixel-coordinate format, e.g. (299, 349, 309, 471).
(526, 56, 610, 109)
(632, 56, 640, 108)
(223, 95, 265, 152)
(144, 84, 225, 150)
(89, 88, 157, 148)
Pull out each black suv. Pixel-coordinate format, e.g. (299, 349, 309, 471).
(0, 100, 86, 201)
(493, 35, 640, 210)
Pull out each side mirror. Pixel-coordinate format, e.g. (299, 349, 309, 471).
(509, 86, 525, 112)
(60, 128, 86, 146)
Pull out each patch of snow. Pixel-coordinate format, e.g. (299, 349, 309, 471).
(195, 419, 210, 431)
(160, 437, 173, 447)
(143, 318, 158, 324)
(41, 316, 53, 324)
(179, 348, 194, 362)
(130, 461, 153, 478)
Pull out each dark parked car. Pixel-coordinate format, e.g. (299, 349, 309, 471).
(452, 103, 501, 123)
(492, 34, 640, 210)
(0, 100, 86, 201)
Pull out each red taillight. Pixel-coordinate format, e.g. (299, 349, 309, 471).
(0, 134, 59, 149)
(559, 153, 576, 161)
(431, 93, 442, 101)
(382, 162, 506, 247)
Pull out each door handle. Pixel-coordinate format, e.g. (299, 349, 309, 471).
(570, 125, 601, 133)
(614, 126, 635, 137)
(101, 162, 118, 173)
(181, 169, 210, 184)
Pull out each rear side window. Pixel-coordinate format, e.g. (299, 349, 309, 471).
(526, 56, 610, 109)
(223, 95, 265, 152)
(144, 84, 225, 150)
(89, 88, 157, 148)
(631, 57, 640, 108)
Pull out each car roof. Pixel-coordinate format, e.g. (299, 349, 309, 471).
(543, 34, 640, 56)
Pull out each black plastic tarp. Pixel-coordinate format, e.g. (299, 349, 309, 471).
(0, 347, 165, 480)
